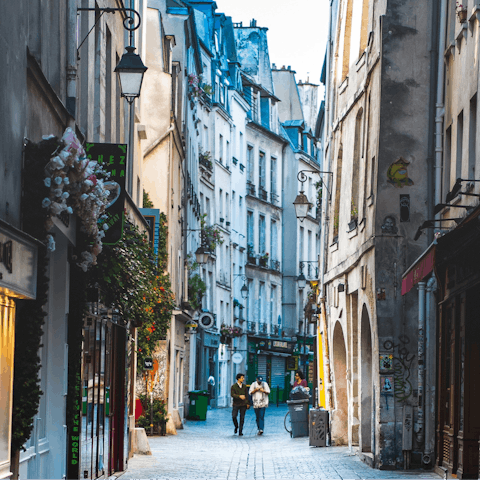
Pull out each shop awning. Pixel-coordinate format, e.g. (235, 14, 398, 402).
(401, 242, 435, 295)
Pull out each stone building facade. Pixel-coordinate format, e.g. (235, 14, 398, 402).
(321, 0, 437, 469)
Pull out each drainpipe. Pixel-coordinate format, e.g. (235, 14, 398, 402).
(423, 275, 437, 467)
(66, 0, 77, 123)
(416, 282, 426, 445)
(435, 0, 448, 210)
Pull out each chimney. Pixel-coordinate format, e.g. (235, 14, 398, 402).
(250, 19, 257, 27)
(272, 63, 277, 69)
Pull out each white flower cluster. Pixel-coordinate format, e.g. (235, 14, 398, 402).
(42, 128, 111, 271)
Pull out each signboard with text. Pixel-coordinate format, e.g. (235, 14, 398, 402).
(85, 143, 127, 245)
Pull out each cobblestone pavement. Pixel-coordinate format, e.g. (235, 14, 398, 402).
(119, 405, 440, 480)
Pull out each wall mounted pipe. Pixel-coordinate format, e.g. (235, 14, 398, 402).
(416, 282, 426, 445)
(424, 275, 437, 465)
(434, 0, 448, 210)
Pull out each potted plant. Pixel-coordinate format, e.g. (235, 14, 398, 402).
(247, 243, 256, 264)
(348, 201, 358, 231)
(457, 1, 467, 22)
(137, 395, 168, 436)
(259, 252, 269, 267)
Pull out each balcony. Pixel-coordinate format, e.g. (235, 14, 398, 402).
(246, 182, 256, 197)
(258, 187, 268, 202)
(259, 323, 268, 334)
(300, 261, 319, 279)
(199, 154, 213, 171)
(247, 321, 256, 333)
(270, 192, 279, 205)
(271, 259, 281, 272)
(272, 325, 280, 336)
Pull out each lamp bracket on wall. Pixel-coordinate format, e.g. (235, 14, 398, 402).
(77, 7, 141, 56)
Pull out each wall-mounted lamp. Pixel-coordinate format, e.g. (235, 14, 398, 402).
(293, 170, 333, 222)
(234, 274, 249, 299)
(297, 272, 307, 289)
(115, 46, 148, 104)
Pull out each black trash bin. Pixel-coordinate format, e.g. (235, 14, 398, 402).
(287, 386, 310, 438)
(309, 408, 329, 446)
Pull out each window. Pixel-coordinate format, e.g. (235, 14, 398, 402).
(247, 211, 254, 247)
(259, 282, 265, 323)
(259, 215, 266, 254)
(226, 192, 229, 221)
(456, 111, 464, 181)
(204, 125, 209, 151)
(261, 97, 270, 129)
(352, 109, 363, 220)
(444, 127, 452, 200)
(299, 227, 304, 264)
(226, 140, 230, 166)
(270, 220, 277, 261)
(259, 152, 266, 190)
(240, 132, 244, 162)
(308, 230, 312, 262)
(247, 146, 254, 183)
(270, 285, 277, 325)
(219, 134, 223, 162)
(469, 95, 477, 180)
(270, 157, 277, 195)
(219, 189, 223, 219)
(206, 197, 211, 223)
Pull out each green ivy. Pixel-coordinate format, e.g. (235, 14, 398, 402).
(92, 217, 175, 370)
(143, 190, 154, 208)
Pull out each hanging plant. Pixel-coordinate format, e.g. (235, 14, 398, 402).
(200, 213, 224, 252)
(39, 128, 114, 271)
(92, 217, 175, 369)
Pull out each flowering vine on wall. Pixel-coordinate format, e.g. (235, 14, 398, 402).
(41, 128, 115, 271)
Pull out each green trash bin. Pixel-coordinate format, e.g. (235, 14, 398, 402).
(188, 390, 209, 420)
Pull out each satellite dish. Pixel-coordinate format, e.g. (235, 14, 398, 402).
(199, 313, 214, 329)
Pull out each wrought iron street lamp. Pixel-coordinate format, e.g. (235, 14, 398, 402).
(115, 46, 148, 104)
(293, 170, 333, 221)
(194, 245, 210, 265)
(297, 272, 307, 289)
(241, 283, 249, 299)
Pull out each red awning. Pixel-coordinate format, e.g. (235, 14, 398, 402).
(401, 244, 435, 295)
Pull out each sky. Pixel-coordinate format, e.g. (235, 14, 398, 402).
(215, 0, 329, 87)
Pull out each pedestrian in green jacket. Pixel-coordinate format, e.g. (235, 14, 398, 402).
(231, 373, 249, 436)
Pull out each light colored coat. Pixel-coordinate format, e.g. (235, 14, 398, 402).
(249, 381, 271, 408)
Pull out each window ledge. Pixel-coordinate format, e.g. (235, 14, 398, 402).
(330, 241, 339, 253)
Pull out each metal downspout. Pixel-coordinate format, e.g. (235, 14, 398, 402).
(66, 0, 78, 124)
(435, 0, 448, 210)
(416, 282, 426, 446)
(424, 276, 437, 466)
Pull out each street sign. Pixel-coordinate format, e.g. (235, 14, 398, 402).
(143, 357, 153, 370)
(232, 352, 243, 364)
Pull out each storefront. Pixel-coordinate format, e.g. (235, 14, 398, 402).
(0, 221, 38, 479)
(431, 207, 480, 478)
(246, 337, 295, 403)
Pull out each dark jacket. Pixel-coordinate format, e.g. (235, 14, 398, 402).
(231, 382, 249, 406)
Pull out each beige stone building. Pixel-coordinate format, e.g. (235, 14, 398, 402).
(321, 0, 437, 469)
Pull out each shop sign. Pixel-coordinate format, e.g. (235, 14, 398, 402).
(0, 226, 38, 299)
(401, 245, 435, 295)
(232, 352, 243, 364)
(85, 143, 127, 245)
(144, 357, 153, 370)
(204, 331, 220, 348)
(68, 371, 82, 476)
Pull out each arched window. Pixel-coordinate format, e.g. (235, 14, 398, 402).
(351, 108, 363, 222)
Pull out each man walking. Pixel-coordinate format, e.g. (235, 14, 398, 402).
(231, 373, 249, 436)
(249, 375, 270, 435)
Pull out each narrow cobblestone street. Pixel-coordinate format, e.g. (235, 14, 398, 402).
(119, 406, 440, 480)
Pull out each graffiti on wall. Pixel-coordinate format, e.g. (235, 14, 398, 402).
(387, 157, 414, 188)
(383, 334, 415, 402)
